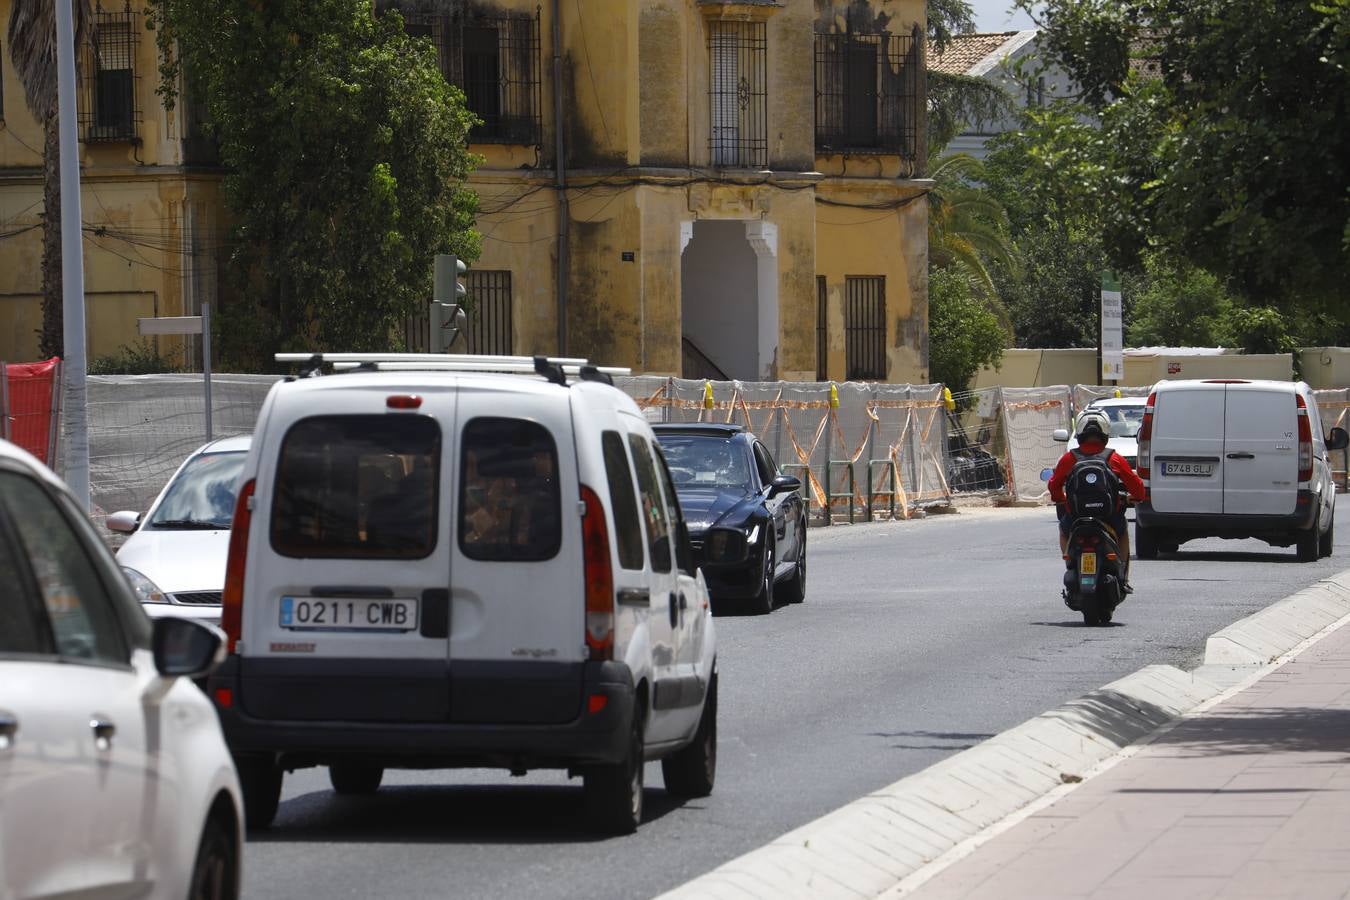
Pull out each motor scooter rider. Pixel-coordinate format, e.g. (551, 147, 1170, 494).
(1048, 409, 1147, 589)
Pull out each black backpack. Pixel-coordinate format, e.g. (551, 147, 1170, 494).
(1064, 448, 1121, 521)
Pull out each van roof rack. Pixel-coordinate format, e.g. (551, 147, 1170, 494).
(275, 353, 632, 385)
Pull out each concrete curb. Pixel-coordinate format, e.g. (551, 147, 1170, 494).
(654, 568, 1350, 900)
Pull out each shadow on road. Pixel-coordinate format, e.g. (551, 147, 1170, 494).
(250, 783, 689, 845)
(1030, 620, 1127, 629)
(1159, 550, 1301, 564)
(868, 729, 995, 751)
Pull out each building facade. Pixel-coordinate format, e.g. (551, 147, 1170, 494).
(1, 0, 931, 382)
(0, 0, 222, 365)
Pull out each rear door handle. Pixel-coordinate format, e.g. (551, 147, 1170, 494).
(1226, 452, 1255, 460)
(0, 712, 17, 750)
(90, 717, 116, 751)
(617, 588, 650, 607)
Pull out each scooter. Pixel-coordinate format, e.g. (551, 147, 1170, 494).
(1042, 468, 1127, 627)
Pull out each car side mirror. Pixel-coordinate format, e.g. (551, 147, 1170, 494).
(152, 617, 225, 679)
(769, 474, 801, 497)
(1052, 429, 1070, 443)
(107, 510, 141, 534)
(1329, 427, 1349, 451)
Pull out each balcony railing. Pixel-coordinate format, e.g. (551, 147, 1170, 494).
(814, 25, 922, 160)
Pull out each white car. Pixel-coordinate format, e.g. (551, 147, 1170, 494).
(1086, 396, 1146, 468)
(108, 435, 252, 624)
(210, 353, 718, 835)
(0, 438, 242, 900)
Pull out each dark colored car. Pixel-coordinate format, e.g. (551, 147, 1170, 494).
(652, 424, 806, 614)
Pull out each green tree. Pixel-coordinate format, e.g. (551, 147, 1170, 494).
(928, 268, 1005, 393)
(1126, 253, 1235, 348)
(1019, 0, 1350, 311)
(145, 0, 481, 369)
(928, 151, 1017, 320)
(6, 0, 92, 357)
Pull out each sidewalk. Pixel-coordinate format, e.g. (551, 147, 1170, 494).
(905, 620, 1350, 900)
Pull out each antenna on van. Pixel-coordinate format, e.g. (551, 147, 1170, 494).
(533, 355, 568, 386)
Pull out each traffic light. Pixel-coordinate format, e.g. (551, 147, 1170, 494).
(430, 254, 468, 353)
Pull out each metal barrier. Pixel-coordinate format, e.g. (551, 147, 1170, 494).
(866, 458, 900, 521)
(823, 458, 856, 525)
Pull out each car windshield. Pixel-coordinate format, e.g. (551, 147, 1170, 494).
(148, 451, 248, 529)
(1094, 405, 1144, 439)
(656, 435, 753, 492)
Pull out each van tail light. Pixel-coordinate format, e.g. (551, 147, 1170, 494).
(221, 478, 256, 654)
(1137, 391, 1156, 481)
(580, 485, 614, 661)
(1297, 394, 1313, 482)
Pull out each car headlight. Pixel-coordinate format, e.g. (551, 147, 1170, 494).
(704, 528, 748, 563)
(746, 524, 761, 545)
(122, 567, 168, 604)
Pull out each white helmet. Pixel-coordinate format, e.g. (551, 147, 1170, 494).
(1075, 409, 1111, 443)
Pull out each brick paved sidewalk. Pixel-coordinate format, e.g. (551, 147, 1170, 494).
(907, 621, 1350, 900)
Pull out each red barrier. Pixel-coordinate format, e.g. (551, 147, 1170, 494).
(2, 358, 61, 465)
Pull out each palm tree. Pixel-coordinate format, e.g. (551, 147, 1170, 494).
(927, 149, 1018, 332)
(7, 0, 92, 358)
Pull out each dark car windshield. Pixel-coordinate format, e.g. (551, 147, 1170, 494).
(148, 450, 248, 529)
(655, 435, 753, 492)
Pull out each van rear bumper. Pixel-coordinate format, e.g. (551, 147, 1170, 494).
(207, 656, 636, 769)
(1137, 494, 1317, 539)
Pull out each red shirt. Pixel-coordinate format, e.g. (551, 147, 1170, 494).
(1048, 439, 1147, 505)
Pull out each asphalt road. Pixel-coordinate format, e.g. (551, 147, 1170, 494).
(242, 498, 1350, 900)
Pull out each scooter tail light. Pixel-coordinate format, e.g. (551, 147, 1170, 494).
(580, 485, 614, 661)
(1296, 395, 1313, 482)
(221, 478, 256, 654)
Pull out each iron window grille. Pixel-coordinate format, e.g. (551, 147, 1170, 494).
(814, 25, 921, 159)
(845, 276, 886, 381)
(707, 20, 768, 169)
(400, 9, 542, 146)
(816, 275, 828, 381)
(79, 4, 141, 143)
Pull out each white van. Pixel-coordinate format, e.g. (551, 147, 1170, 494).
(207, 354, 717, 835)
(1135, 379, 1348, 561)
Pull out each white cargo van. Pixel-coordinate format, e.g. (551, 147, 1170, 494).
(208, 354, 717, 835)
(1135, 379, 1348, 561)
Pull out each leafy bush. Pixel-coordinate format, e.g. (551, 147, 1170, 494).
(88, 340, 181, 375)
(928, 268, 1005, 394)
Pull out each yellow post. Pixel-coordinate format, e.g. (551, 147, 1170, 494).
(703, 381, 714, 410)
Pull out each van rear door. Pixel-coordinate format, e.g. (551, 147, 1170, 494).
(449, 388, 585, 725)
(1149, 383, 1226, 514)
(240, 390, 454, 724)
(1222, 383, 1298, 516)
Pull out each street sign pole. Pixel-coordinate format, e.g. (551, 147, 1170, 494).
(1100, 271, 1124, 386)
(202, 303, 212, 441)
(138, 314, 210, 441)
(56, 0, 90, 510)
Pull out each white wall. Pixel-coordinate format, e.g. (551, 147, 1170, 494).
(680, 220, 760, 381)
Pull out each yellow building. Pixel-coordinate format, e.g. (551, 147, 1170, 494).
(2, 0, 930, 381)
(0, 0, 223, 365)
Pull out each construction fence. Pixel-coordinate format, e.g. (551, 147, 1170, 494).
(53, 372, 1198, 530)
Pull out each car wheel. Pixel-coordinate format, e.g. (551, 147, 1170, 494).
(780, 535, 806, 605)
(1320, 512, 1334, 558)
(584, 705, 645, 835)
(746, 535, 775, 615)
(236, 756, 283, 831)
(329, 763, 384, 795)
(188, 812, 239, 900)
(662, 670, 717, 798)
(1297, 512, 1320, 562)
(1135, 523, 1158, 560)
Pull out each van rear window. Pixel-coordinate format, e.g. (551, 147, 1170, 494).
(271, 415, 440, 559)
(459, 418, 561, 561)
